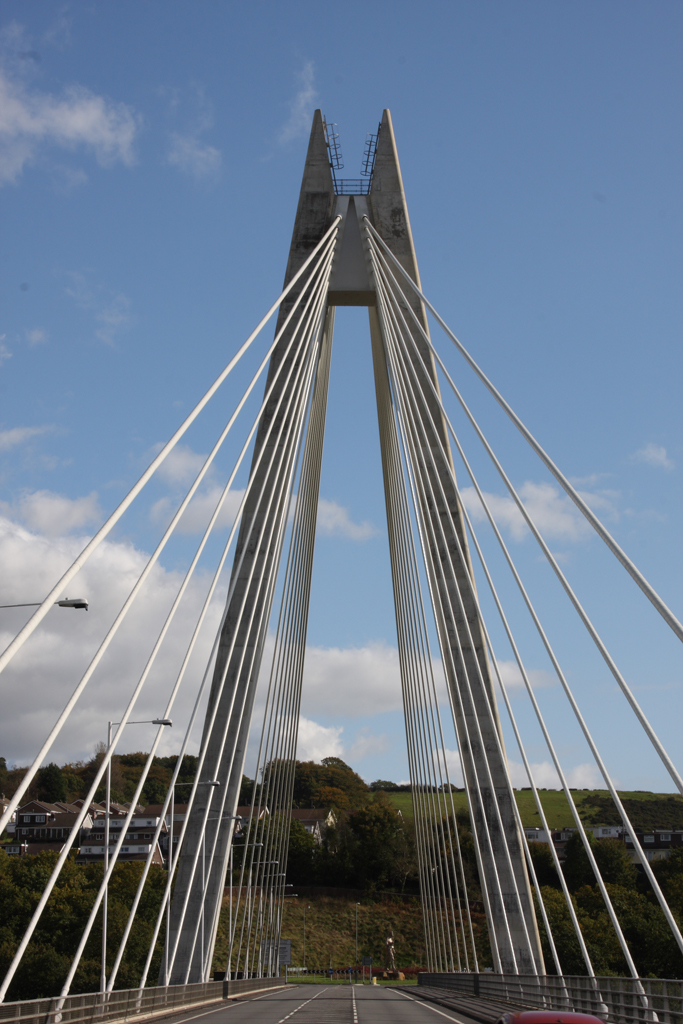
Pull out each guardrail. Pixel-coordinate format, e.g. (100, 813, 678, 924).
(0, 978, 284, 1024)
(418, 973, 683, 1024)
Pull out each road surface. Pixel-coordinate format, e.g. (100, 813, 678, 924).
(160, 985, 482, 1024)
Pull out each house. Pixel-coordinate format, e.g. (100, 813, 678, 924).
(1, 800, 91, 856)
(291, 808, 336, 845)
(589, 825, 625, 840)
(77, 810, 166, 866)
(624, 829, 683, 863)
(142, 803, 267, 866)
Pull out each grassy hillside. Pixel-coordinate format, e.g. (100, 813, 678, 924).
(213, 892, 491, 972)
(387, 789, 683, 830)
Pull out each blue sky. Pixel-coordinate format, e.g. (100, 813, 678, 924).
(0, 1, 681, 796)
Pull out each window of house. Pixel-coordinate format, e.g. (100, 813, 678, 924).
(122, 847, 129, 852)
(643, 835, 655, 843)
(21, 829, 28, 835)
(660, 834, 671, 842)
(36, 815, 45, 823)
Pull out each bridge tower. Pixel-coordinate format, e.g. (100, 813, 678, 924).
(166, 109, 543, 982)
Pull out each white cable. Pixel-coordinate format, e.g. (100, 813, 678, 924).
(368, 230, 683, 799)
(0, 217, 343, 684)
(373, 255, 664, 985)
(166, 295, 327, 982)
(0, 243, 338, 1004)
(364, 217, 683, 645)
(382, 311, 534, 974)
(0, 229, 341, 841)
(374, 239, 683, 953)
(178, 292, 330, 981)
(105, 247, 337, 991)
(374, 273, 515, 972)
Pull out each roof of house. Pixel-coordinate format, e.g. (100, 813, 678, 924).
(291, 808, 333, 821)
(17, 800, 66, 814)
(143, 804, 189, 816)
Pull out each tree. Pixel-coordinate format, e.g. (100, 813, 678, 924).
(286, 818, 316, 884)
(528, 841, 561, 889)
(34, 763, 67, 803)
(563, 832, 637, 890)
(292, 758, 369, 810)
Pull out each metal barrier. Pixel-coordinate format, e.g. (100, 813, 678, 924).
(0, 978, 284, 1024)
(418, 974, 683, 1024)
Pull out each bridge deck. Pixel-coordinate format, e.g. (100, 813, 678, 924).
(152, 984, 491, 1024)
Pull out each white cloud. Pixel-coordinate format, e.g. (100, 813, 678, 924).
(167, 132, 221, 180)
(461, 480, 614, 543)
(296, 716, 344, 761)
(506, 759, 603, 790)
(0, 509, 223, 766)
(95, 293, 130, 346)
(440, 750, 603, 791)
(2, 489, 103, 536)
(0, 337, 11, 366)
(495, 659, 554, 693)
(279, 62, 316, 145)
(150, 486, 245, 535)
(0, 425, 52, 451)
(25, 327, 48, 345)
(65, 271, 130, 347)
(317, 498, 378, 541)
(300, 641, 403, 718)
(164, 85, 221, 181)
(632, 443, 674, 471)
(346, 727, 390, 762)
(0, 66, 139, 185)
(152, 443, 209, 486)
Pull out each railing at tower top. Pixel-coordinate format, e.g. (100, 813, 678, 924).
(417, 973, 683, 1024)
(323, 116, 381, 195)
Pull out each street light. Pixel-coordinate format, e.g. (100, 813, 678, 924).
(303, 905, 310, 970)
(0, 596, 89, 610)
(355, 903, 360, 969)
(100, 716, 172, 994)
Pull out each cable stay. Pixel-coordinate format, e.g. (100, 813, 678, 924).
(1, 109, 680, 1009)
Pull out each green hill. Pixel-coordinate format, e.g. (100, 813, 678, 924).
(386, 789, 683, 830)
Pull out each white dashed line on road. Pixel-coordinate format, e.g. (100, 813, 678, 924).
(393, 988, 469, 1022)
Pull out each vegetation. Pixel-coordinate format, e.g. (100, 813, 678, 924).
(0, 851, 166, 1002)
(0, 752, 199, 808)
(385, 787, 683, 831)
(1, 751, 682, 997)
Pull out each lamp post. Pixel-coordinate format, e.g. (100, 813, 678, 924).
(0, 597, 89, 610)
(100, 717, 172, 995)
(303, 905, 310, 971)
(355, 903, 360, 970)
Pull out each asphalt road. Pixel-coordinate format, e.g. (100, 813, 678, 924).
(160, 985, 484, 1024)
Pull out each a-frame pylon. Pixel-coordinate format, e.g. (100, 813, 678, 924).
(166, 109, 543, 982)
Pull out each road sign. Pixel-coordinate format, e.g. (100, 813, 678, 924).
(260, 939, 291, 966)
(361, 956, 372, 966)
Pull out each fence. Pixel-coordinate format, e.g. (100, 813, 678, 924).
(0, 978, 284, 1024)
(417, 973, 683, 1024)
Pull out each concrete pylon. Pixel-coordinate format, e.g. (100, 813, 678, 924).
(164, 111, 336, 984)
(168, 108, 542, 982)
(366, 110, 543, 975)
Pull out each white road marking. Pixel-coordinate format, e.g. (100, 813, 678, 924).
(393, 988, 469, 1023)
(352, 986, 358, 1023)
(166, 985, 288, 1024)
(277, 986, 324, 1023)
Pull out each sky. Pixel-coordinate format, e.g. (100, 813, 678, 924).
(0, 1, 681, 797)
